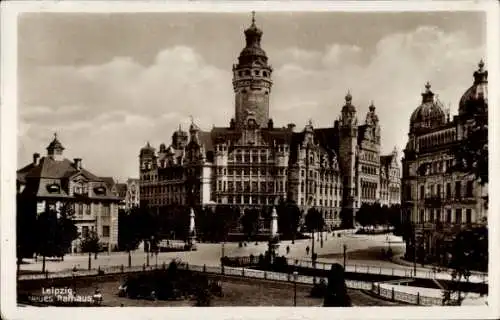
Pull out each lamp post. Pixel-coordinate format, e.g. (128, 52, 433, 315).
(293, 271, 299, 307)
(343, 244, 347, 268)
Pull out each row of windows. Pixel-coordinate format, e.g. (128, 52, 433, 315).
(418, 130, 456, 149)
(220, 181, 284, 193)
(418, 208, 473, 224)
(419, 159, 454, 176)
(300, 182, 343, 196)
(74, 203, 110, 216)
(222, 167, 287, 176)
(81, 225, 110, 238)
(236, 69, 270, 78)
(361, 165, 378, 175)
(418, 180, 474, 199)
(300, 198, 342, 207)
(361, 181, 378, 199)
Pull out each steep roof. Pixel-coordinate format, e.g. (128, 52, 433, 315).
(116, 183, 128, 198)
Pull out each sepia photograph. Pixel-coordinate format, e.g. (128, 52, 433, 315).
(1, 1, 499, 320)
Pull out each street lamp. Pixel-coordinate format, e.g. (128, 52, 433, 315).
(343, 244, 347, 268)
(293, 271, 299, 307)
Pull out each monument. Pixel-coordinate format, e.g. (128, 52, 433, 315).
(188, 207, 197, 250)
(268, 207, 280, 263)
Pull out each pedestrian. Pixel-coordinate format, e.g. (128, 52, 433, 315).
(306, 246, 310, 255)
(286, 246, 290, 255)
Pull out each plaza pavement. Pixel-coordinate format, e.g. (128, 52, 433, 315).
(19, 232, 397, 272)
(19, 232, 487, 284)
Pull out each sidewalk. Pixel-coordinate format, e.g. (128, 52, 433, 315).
(391, 254, 488, 277)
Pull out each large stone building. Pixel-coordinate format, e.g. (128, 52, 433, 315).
(139, 15, 400, 229)
(401, 61, 488, 264)
(116, 178, 141, 210)
(17, 134, 121, 253)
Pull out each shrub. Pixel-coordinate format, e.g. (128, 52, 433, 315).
(310, 278, 328, 298)
(323, 263, 352, 307)
(273, 255, 289, 273)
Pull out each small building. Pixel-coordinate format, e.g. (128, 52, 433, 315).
(17, 134, 121, 253)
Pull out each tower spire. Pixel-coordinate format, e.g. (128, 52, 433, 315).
(251, 11, 256, 26)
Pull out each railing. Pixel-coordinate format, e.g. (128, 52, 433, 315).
(284, 258, 487, 284)
(19, 261, 459, 306)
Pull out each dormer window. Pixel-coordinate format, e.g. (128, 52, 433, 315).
(46, 183, 60, 193)
(94, 186, 106, 195)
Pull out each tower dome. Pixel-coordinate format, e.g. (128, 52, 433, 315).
(409, 82, 446, 134)
(139, 142, 155, 157)
(458, 59, 488, 117)
(238, 11, 268, 66)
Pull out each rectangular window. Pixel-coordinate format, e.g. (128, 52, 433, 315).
(466, 181, 473, 197)
(300, 198, 304, 205)
(102, 204, 110, 216)
(455, 209, 462, 224)
(228, 196, 233, 204)
(429, 210, 434, 222)
(252, 182, 257, 192)
(260, 182, 266, 192)
(446, 209, 452, 222)
(455, 181, 462, 198)
(436, 209, 441, 221)
(244, 196, 250, 204)
(420, 185, 425, 199)
(420, 209, 425, 223)
(437, 184, 441, 198)
(466, 209, 472, 223)
(446, 183, 451, 198)
(228, 182, 234, 192)
(102, 225, 110, 237)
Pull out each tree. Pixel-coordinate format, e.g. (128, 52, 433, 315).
(35, 210, 58, 273)
(118, 208, 142, 267)
(323, 263, 352, 307)
(214, 205, 238, 242)
(355, 203, 371, 230)
(388, 204, 402, 234)
(80, 230, 101, 270)
(339, 208, 354, 229)
(34, 204, 78, 272)
(451, 100, 488, 186)
(54, 202, 79, 258)
(241, 208, 260, 240)
(16, 195, 37, 273)
(276, 199, 301, 242)
(305, 207, 325, 273)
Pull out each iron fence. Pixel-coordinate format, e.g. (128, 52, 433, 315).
(19, 260, 464, 306)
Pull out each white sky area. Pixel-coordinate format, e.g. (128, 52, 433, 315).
(17, 12, 486, 181)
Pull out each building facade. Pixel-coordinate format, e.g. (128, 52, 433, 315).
(17, 134, 121, 253)
(401, 61, 488, 264)
(116, 178, 141, 210)
(139, 15, 401, 229)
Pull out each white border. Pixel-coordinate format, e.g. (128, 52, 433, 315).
(1, 1, 499, 320)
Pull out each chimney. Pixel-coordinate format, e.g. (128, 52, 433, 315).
(74, 158, 82, 170)
(287, 123, 296, 131)
(33, 153, 40, 166)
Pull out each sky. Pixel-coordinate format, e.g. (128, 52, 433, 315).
(18, 11, 486, 181)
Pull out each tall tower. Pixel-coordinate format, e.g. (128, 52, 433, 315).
(232, 12, 273, 129)
(338, 92, 358, 226)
